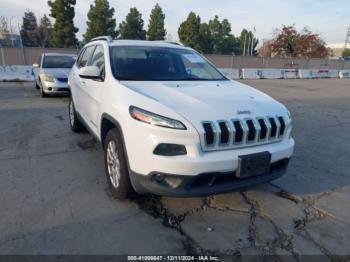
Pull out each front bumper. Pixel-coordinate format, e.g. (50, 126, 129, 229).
(42, 80, 69, 93)
(124, 115, 294, 196)
(130, 158, 289, 197)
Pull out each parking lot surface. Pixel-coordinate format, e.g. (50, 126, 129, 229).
(0, 79, 350, 258)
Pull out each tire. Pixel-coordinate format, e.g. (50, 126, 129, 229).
(69, 97, 85, 133)
(40, 85, 48, 97)
(35, 81, 40, 90)
(104, 128, 134, 199)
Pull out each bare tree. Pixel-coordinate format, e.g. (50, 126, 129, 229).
(0, 16, 11, 46)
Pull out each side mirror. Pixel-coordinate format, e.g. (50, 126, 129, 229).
(78, 66, 101, 80)
(33, 63, 39, 68)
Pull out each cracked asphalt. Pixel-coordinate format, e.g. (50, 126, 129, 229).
(0, 79, 350, 259)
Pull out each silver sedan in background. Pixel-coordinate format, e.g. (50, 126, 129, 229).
(33, 53, 77, 97)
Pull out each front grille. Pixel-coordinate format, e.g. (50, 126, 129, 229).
(201, 116, 288, 151)
(57, 77, 68, 82)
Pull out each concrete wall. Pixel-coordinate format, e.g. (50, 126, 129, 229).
(205, 55, 350, 70)
(0, 47, 78, 65)
(1, 47, 349, 70)
(0, 65, 34, 81)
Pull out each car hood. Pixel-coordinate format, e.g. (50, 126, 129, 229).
(121, 80, 287, 123)
(41, 68, 71, 78)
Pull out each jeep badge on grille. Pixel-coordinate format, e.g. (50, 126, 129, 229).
(237, 110, 252, 115)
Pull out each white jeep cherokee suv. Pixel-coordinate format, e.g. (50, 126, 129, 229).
(68, 36, 294, 199)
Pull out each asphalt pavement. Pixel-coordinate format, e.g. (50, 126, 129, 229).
(0, 79, 349, 259)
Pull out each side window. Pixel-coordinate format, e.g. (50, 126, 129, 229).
(76, 48, 86, 68)
(89, 45, 105, 79)
(78, 46, 95, 68)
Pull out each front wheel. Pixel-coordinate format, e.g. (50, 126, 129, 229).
(104, 128, 134, 199)
(69, 97, 85, 132)
(35, 81, 40, 90)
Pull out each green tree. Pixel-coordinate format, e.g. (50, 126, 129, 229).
(198, 22, 213, 54)
(147, 4, 166, 40)
(48, 0, 78, 48)
(239, 29, 259, 56)
(178, 12, 201, 50)
(20, 10, 39, 47)
(208, 16, 239, 55)
(37, 14, 53, 47)
(84, 0, 117, 42)
(119, 7, 146, 40)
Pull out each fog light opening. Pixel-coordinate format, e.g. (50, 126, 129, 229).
(153, 173, 165, 183)
(153, 143, 187, 156)
(164, 176, 183, 189)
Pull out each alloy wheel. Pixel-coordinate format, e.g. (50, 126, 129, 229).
(106, 140, 121, 188)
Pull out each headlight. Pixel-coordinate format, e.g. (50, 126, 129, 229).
(43, 74, 55, 82)
(129, 106, 186, 130)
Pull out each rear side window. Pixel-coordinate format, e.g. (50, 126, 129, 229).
(78, 46, 95, 68)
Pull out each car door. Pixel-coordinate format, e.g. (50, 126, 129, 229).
(78, 45, 106, 134)
(70, 47, 86, 103)
(34, 55, 42, 84)
(72, 45, 96, 120)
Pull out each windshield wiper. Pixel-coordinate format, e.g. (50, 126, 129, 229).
(117, 77, 147, 81)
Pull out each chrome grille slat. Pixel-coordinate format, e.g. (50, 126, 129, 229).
(226, 120, 235, 145)
(274, 116, 281, 138)
(241, 120, 249, 145)
(251, 118, 261, 143)
(201, 115, 288, 151)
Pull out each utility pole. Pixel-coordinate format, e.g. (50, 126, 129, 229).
(344, 28, 350, 55)
(250, 27, 256, 56)
(247, 35, 251, 57)
(262, 39, 267, 68)
(243, 34, 246, 56)
(0, 43, 5, 65)
(18, 22, 26, 65)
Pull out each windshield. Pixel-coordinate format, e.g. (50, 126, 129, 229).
(110, 46, 226, 81)
(42, 56, 76, 69)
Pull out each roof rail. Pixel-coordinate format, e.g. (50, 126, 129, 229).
(154, 40, 184, 46)
(91, 36, 113, 42)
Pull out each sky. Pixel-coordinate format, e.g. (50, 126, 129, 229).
(1, 0, 349, 47)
